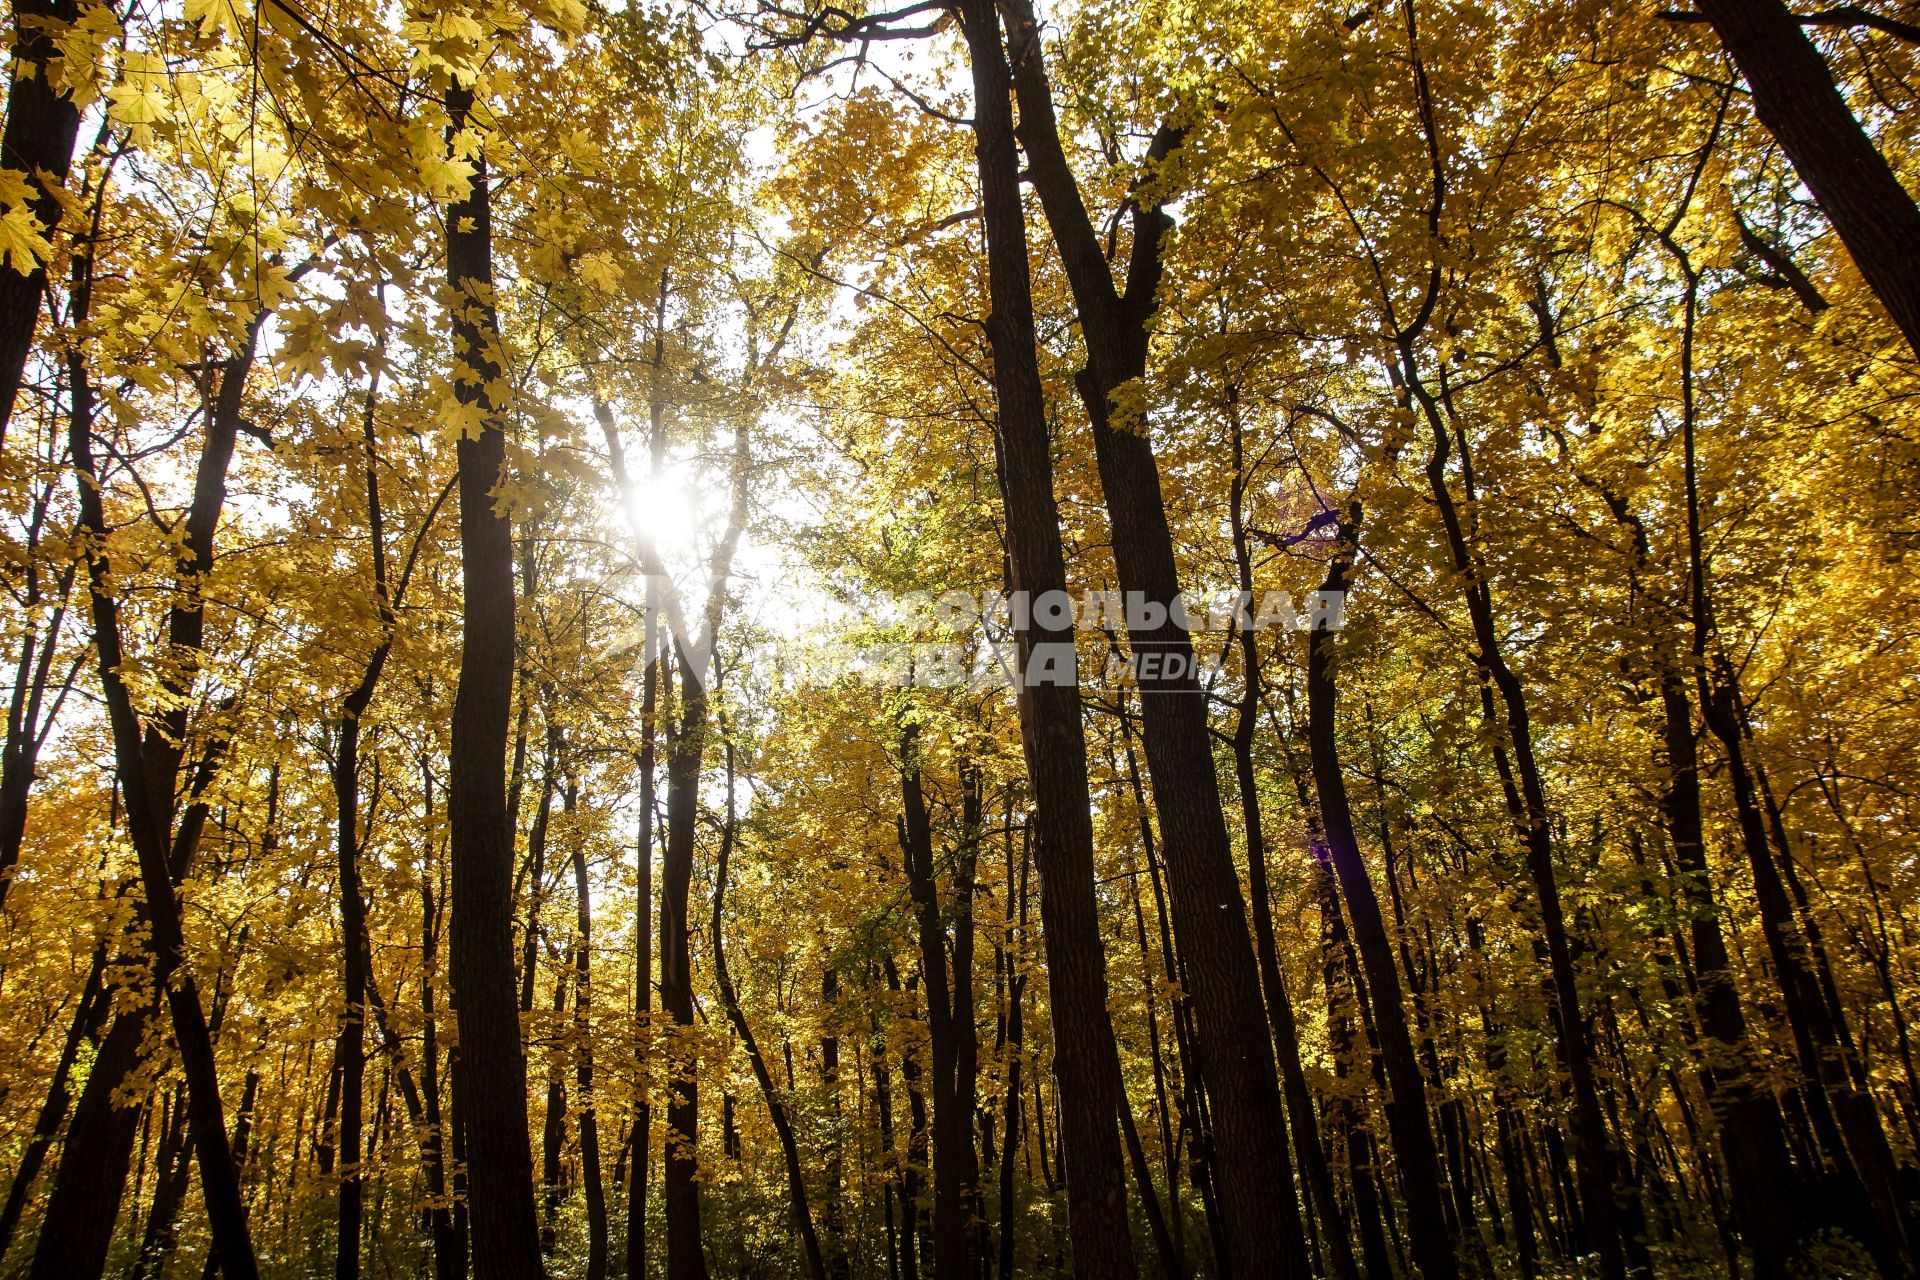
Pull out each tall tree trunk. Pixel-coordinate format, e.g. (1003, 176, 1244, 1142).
(1404, 341, 1631, 1278)
(1225, 396, 1356, 1280)
(953, 3, 1137, 1274)
(1690, 0, 1920, 355)
(997, 11, 1306, 1272)
(0, 0, 82, 440)
(997, 825, 1029, 1280)
(897, 741, 985, 1280)
(1303, 510, 1459, 1280)
(130, 1088, 193, 1280)
(712, 739, 827, 1280)
(442, 81, 545, 1280)
(49, 210, 263, 1279)
(567, 768, 609, 1280)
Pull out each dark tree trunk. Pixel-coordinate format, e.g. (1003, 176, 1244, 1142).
(712, 741, 827, 1280)
(50, 227, 262, 1280)
(130, 1089, 193, 1280)
(1303, 512, 1459, 1280)
(954, 3, 1137, 1274)
(442, 81, 545, 1280)
(1316, 854, 1394, 1280)
(567, 773, 609, 1280)
(1404, 348, 1631, 1280)
(0, 927, 108, 1257)
(660, 651, 708, 1280)
(897, 740, 986, 1280)
(1692, 0, 1920, 355)
(0, 0, 83, 440)
(1225, 398, 1356, 1280)
(419, 870, 465, 1280)
(997, 827, 1029, 1280)
(997, 10, 1305, 1272)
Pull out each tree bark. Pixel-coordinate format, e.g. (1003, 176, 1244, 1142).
(1692, 0, 1920, 355)
(0, 0, 83, 440)
(954, 3, 1137, 1274)
(997, 10, 1306, 1272)
(443, 80, 546, 1280)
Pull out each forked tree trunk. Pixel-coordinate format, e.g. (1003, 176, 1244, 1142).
(953, 2, 1137, 1273)
(997, 9, 1306, 1271)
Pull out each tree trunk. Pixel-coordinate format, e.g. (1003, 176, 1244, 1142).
(0, 0, 83, 440)
(442, 80, 545, 1280)
(896, 739, 985, 1280)
(953, 4, 1137, 1275)
(0, 926, 108, 1257)
(1225, 396, 1356, 1280)
(1303, 510, 1459, 1280)
(1691, 0, 1920, 355)
(568, 770, 609, 1280)
(997, 11, 1306, 1272)
(712, 740, 827, 1280)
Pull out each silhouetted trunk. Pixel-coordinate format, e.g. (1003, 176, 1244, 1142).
(420, 869, 465, 1280)
(1691, 0, 1920, 355)
(52, 213, 262, 1279)
(997, 827, 1029, 1280)
(0, 926, 107, 1256)
(712, 739, 827, 1280)
(1303, 509, 1458, 1280)
(997, 10, 1304, 1272)
(564, 769, 608, 1280)
(953, 3, 1136, 1275)
(897, 739, 986, 1280)
(541, 963, 569, 1256)
(0, 0, 83, 440)
(131, 1088, 193, 1280)
(1404, 342, 1632, 1278)
(1317, 853, 1393, 1280)
(1225, 396, 1356, 1280)
(442, 80, 545, 1280)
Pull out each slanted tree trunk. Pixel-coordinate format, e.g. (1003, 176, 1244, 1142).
(47, 191, 271, 1277)
(0, 0, 83, 440)
(1225, 398, 1356, 1280)
(1302, 509, 1459, 1280)
(953, 2, 1137, 1273)
(712, 738, 827, 1280)
(996, 10, 1306, 1271)
(0, 916, 108, 1257)
(1690, 0, 1920, 355)
(442, 80, 545, 1280)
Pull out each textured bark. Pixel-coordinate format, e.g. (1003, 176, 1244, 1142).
(955, 2, 1136, 1273)
(443, 81, 546, 1280)
(1692, 0, 1920, 355)
(997, 10, 1305, 1273)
